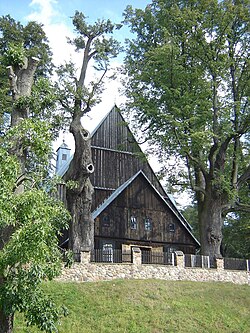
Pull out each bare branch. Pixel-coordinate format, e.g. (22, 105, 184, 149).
(85, 66, 108, 112)
(237, 164, 250, 189)
(78, 38, 93, 88)
(214, 136, 233, 170)
(13, 174, 34, 192)
(223, 202, 250, 215)
(186, 151, 208, 180)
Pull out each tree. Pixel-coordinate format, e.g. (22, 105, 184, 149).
(222, 212, 250, 258)
(56, 11, 121, 254)
(123, 0, 250, 257)
(0, 16, 69, 333)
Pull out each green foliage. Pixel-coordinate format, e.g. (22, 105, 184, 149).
(11, 78, 64, 139)
(5, 118, 53, 180)
(0, 147, 70, 332)
(0, 148, 19, 227)
(123, 0, 249, 165)
(0, 14, 71, 332)
(122, 0, 250, 250)
(3, 43, 26, 68)
(70, 10, 122, 59)
(0, 15, 53, 75)
(62, 250, 74, 269)
(57, 11, 122, 118)
(14, 280, 250, 333)
(182, 204, 200, 241)
(0, 15, 54, 132)
(223, 212, 250, 258)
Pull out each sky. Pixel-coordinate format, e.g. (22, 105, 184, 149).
(0, 0, 150, 134)
(0, 0, 191, 206)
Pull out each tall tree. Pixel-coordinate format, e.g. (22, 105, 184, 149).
(0, 16, 69, 333)
(123, 0, 250, 257)
(56, 11, 121, 254)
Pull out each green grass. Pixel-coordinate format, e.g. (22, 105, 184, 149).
(14, 280, 250, 333)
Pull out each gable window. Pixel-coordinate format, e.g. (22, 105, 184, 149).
(102, 214, 110, 227)
(168, 223, 175, 233)
(130, 216, 137, 230)
(144, 217, 152, 231)
(62, 153, 67, 161)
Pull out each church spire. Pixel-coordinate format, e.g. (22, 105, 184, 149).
(55, 140, 71, 173)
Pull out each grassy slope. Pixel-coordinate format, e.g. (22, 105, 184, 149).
(15, 280, 250, 333)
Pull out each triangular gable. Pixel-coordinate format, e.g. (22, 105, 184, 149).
(56, 105, 194, 233)
(91, 105, 193, 231)
(91, 105, 141, 153)
(92, 170, 200, 247)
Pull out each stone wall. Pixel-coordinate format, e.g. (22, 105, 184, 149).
(57, 250, 249, 285)
(57, 262, 249, 285)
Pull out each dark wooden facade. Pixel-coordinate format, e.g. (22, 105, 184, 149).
(57, 105, 199, 254)
(94, 171, 197, 254)
(90, 106, 199, 254)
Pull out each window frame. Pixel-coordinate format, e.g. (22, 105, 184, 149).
(130, 216, 137, 230)
(144, 217, 152, 231)
(168, 223, 175, 233)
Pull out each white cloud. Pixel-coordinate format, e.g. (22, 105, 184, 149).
(27, 0, 59, 25)
(26, 1, 125, 162)
(26, 0, 76, 66)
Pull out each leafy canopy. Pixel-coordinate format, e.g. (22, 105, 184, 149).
(123, 0, 250, 203)
(0, 146, 70, 332)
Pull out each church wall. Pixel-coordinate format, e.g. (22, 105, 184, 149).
(94, 175, 197, 253)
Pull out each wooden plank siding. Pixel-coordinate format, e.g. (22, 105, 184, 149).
(90, 107, 191, 232)
(90, 147, 167, 210)
(94, 173, 197, 253)
(90, 106, 169, 211)
(91, 108, 140, 153)
(56, 106, 199, 253)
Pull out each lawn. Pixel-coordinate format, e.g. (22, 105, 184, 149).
(14, 279, 250, 333)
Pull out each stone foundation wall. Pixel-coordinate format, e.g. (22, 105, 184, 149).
(57, 262, 250, 285)
(57, 250, 249, 285)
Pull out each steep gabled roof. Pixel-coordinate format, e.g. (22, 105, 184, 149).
(90, 106, 193, 231)
(91, 105, 140, 153)
(56, 105, 194, 232)
(92, 170, 200, 247)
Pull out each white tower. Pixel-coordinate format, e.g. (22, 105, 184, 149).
(55, 140, 71, 173)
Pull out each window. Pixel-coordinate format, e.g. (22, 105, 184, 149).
(130, 216, 137, 230)
(102, 214, 110, 227)
(144, 217, 152, 231)
(62, 153, 67, 161)
(168, 223, 175, 233)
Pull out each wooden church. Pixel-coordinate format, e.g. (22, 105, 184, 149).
(56, 106, 199, 259)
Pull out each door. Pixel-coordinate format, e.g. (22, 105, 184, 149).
(102, 242, 114, 262)
(164, 247, 175, 265)
(141, 248, 151, 264)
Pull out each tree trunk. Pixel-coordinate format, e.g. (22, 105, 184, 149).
(0, 311, 13, 333)
(0, 57, 39, 333)
(66, 178, 94, 252)
(198, 188, 223, 258)
(64, 116, 94, 254)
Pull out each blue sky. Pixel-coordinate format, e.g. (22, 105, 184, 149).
(0, 0, 150, 63)
(0, 1, 190, 206)
(1, 0, 150, 127)
(0, 1, 149, 32)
